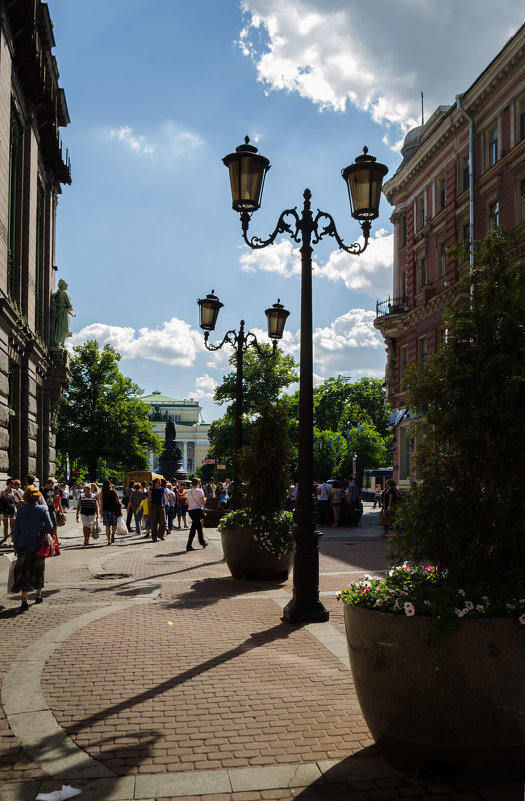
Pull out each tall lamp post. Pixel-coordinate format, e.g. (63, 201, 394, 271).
(223, 136, 388, 623)
(197, 291, 289, 509)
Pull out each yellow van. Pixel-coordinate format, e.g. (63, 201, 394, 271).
(123, 470, 164, 488)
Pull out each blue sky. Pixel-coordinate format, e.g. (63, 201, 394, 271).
(50, 0, 524, 422)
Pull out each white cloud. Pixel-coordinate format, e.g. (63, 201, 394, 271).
(321, 228, 393, 297)
(312, 309, 386, 377)
(238, 228, 393, 297)
(108, 121, 204, 158)
(239, 0, 523, 146)
(68, 318, 204, 367)
(109, 126, 156, 155)
(193, 374, 218, 400)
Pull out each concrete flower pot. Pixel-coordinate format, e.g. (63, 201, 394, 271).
(344, 605, 525, 775)
(221, 525, 292, 581)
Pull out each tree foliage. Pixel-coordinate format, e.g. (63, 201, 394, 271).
(56, 341, 162, 481)
(391, 226, 525, 589)
(313, 376, 390, 436)
(240, 401, 293, 515)
(207, 345, 298, 475)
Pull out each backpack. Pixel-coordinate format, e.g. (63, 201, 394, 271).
(1, 496, 15, 516)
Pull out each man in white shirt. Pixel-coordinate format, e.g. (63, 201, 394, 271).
(317, 480, 332, 526)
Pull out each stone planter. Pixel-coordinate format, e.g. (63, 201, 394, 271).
(344, 605, 525, 775)
(221, 525, 293, 581)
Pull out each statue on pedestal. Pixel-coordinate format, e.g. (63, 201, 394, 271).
(50, 279, 76, 350)
(157, 416, 187, 481)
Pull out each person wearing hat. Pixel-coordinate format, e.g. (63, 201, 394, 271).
(12, 486, 53, 611)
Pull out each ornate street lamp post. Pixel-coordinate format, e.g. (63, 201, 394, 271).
(223, 137, 388, 623)
(197, 291, 289, 509)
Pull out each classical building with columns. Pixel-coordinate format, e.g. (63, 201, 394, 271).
(0, 1, 71, 485)
(375, 23, 525, 488)
(141, 392, 210, 475)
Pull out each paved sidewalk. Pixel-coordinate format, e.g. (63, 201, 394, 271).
(0, 506, 521, 801)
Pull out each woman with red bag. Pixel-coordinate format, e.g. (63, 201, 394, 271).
(12, 486, 53, 611)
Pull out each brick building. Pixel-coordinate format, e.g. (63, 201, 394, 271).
(0, 1, 71, 484)
(375, 23, 525, 487)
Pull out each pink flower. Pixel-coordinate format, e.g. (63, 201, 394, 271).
(455, 609, 464, 618)
(519, 613, 525, 625)
(404, 602, 415, 617)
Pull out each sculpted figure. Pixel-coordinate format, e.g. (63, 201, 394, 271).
(50, 279, 75, 349)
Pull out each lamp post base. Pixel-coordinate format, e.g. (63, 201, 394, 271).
(282, 596, 329, 623)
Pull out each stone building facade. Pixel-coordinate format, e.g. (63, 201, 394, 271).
(0, 1, 71, 484)
(141, 392, 210, 475)
(375, 23, 525, 487)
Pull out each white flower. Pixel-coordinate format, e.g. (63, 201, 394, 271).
(507, 603, 516, 610)
(462, 608, 470, 615)
(404, 602, 415, 616)
(458, 589, 466, 597)
(519, 613, 525, 625)
(455, 609, 464, 618)
(476, 604, 485, 613)
(465, 601, 474, 610)
(423, 600, 431, 606)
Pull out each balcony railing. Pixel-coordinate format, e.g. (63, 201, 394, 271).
(376, 295, 409, 318)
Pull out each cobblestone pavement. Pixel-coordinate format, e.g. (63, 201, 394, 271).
(0, 506, 521, 801)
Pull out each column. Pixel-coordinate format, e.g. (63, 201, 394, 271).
(183, 440, 187, 470)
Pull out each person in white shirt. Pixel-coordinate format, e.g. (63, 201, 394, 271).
(317, 480, 332, 526)
(185, 478, 207, 551)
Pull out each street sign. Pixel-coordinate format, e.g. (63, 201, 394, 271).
(202, 459, 215, 465)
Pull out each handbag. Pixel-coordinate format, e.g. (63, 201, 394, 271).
(55, 510, 66, 527)
(116, 516, 127, 536)
(37, 532, 53, 558)
(380, 512, 393, 527)
(90, 520, 100, 539)
(6, 553, 17, 592)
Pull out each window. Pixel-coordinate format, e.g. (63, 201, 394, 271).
(521, 180, 525, 224)
(439, 328, 449, 348)
(418, 337, 427, 367)
(399, 426, 411, 481)
(401, 270, 407, 298)
(489, 127, 498, 167)
(437, 175, 446, 212)
(401, 216, 407, 247)
(415, 194, 426, 231)
(8, 105, 23, 302)
(461, 155, 469, 193)
(437, 242, 447, 279)
(520, 101, 525, 141)
(400, 345, 409, 384)
(417, 257, 427, 290)
(35, 183, 45, 336)
(489, 200, 500, 229)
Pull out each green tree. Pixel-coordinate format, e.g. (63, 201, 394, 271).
(337, 422, 389, 484)
(313, 376, 390, 437)
(208, 345, 298, 472)
(392, 226, 525, 589)
(56, 340, 162, 480)
(241, 401, 293, 515)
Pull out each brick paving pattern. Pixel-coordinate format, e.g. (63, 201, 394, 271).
(0, 507, 521, 800)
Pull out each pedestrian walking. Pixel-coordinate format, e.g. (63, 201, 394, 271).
(128, 483, 146, 533)
(76, 484, 99, 545)
(186, 478, 207, 550)
(100, 480, 120, 544)
(381, 478, 399, 537)
(317, 479, 332, 525)
(1, 480, 18, 544)
(373, 484, 382, 508)
(12, 486, 53, 611)
(122, 481, 135, 531)
(148, 478, 166, 542)
(176, 484, 188, 529)
(330, 480, 343, 527)
(138, 495, 150, 536)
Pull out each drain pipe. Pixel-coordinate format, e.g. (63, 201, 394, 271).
(456, 94, 475, 298)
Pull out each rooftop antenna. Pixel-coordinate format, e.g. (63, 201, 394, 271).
(421, 91, 424, 126)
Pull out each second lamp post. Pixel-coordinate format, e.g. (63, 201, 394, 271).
(198, 291, 289, 509)
(223, 136, 388, 623)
